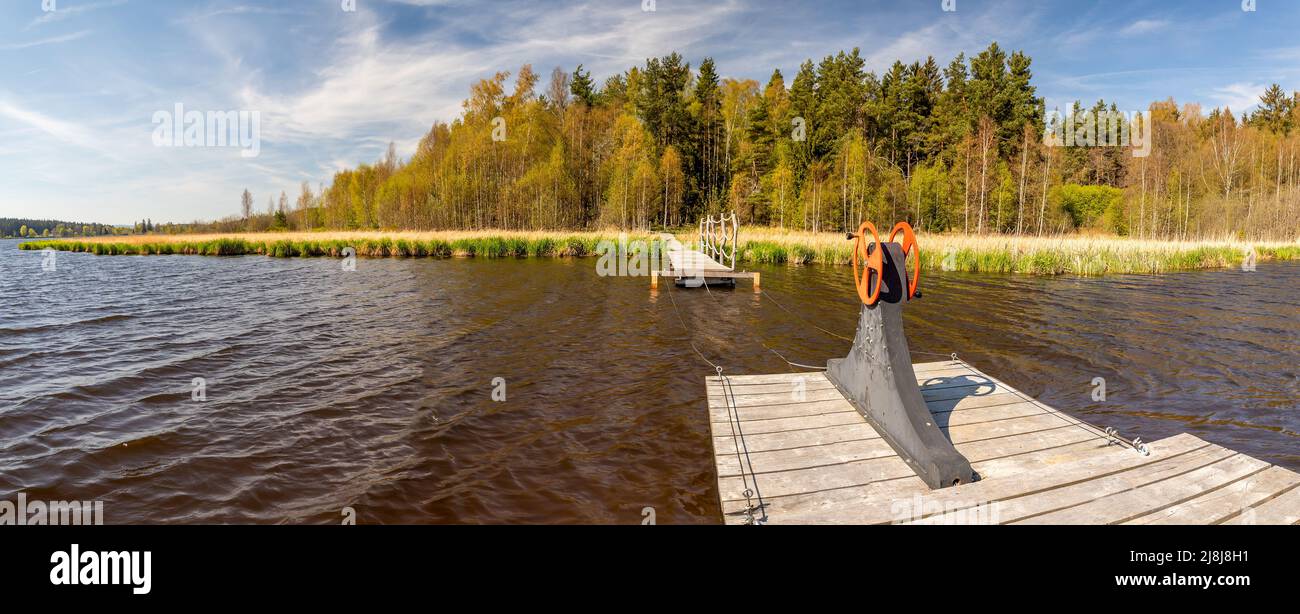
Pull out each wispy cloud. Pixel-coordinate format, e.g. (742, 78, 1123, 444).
(171, 4, 304, 25)
(0, 99, 113, 156)
(1120, 19, 1168, 36)
(25, 0, 127, 30)
(0, 30, 91, 50)
(1208, 82, 1266, 113)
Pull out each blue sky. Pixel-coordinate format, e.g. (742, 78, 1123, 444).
(2, 0, 1298, 225)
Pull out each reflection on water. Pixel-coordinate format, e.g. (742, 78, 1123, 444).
(0, 239, 1295, 523)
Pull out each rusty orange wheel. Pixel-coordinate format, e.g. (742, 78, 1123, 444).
(852, 221, 884, 305)
(889, 221, 920, 300)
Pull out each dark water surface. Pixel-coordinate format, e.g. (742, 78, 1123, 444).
(1, 238, 1296, 523)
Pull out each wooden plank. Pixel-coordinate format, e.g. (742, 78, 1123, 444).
(657, 270, 757, 279)
(1011, 452, 1271, 525)
(736, 434, 1210, 524)
(711, 400, 1067, 456)
(710, 411, 861, 435)
(708, 397, 853, 423)
(717, 453, 914, 502)
(707, 373, 830, 386)
(707, 379, 1011, 407)
(718, 423, 1107, 503)
(912, 442, 1237, 524)
(1219, 482, 1300, 525)
(1124, 465, 1300, 525)
(716, 438, 899, 477)
(706, 378, 838, 395)
(707, 386, 850, 407)
(666, 249, 734, 273)
(713, 400, 1093, 452)
(713, 422, 879, 455)
(707, 364, 985, 388)
(721, 473, 929, 525)
(716, 412, 1094, 477)
(913, 361, 963, 373)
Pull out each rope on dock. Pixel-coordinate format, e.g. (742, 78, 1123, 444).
(764, 345, 827, 371)
(663, 281, 767, 524)
(756, 287, 854, 342)
(935, 353, 1151, 457)
(716, 365, 767, 525)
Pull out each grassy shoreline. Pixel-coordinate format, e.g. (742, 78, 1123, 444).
(17, 229, 1300, 275)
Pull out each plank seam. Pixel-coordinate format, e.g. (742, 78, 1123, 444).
(1212, 480, 1300, 525)
(714, 410, 1095, 456)
(719, 431, 1110, 503)
(708, 396, 1051, 424)
(1111, 464, 1273, 525)
(1006, 452, 1243, 524)
(890, 443, 1213, 525)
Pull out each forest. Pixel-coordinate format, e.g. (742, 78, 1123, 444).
(207, 43, 1297, 241)
(0, 218, 124, 239)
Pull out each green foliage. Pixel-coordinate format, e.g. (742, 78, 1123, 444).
(1052, 184, 1124, 229)
(2, 218, 118, 238)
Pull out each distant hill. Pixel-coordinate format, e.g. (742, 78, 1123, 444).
(0, 218, 122, 239)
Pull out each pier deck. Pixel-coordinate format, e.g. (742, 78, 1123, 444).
(705, 360, 1300, 525)
(651, 248, 759, 289)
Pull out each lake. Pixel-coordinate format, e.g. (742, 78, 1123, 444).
(1, 238, 1295, 523)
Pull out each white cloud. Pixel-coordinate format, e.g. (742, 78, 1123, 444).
(0, 30, 92, 50)
(1208, 82, 1266, 113)
(0, 99, 105, 154)
(237, 0, 745, 150)
(171, 4, 305, 25)
(1120, 19, 1168, 36)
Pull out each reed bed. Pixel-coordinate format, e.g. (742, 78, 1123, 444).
(18, 230, 651, 260)
(728, 228, 1300, 275)
(19, 228, 1300, 276)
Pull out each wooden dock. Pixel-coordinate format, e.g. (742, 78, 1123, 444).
(706, 359, 1300, 525)
(651, 247, 759, 289)
(652, 213, 759, 290)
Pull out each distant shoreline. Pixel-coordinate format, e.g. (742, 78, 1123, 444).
(17, 229, 1300, 276)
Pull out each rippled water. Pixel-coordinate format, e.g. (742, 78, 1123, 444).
(1, 238, 1296, 523)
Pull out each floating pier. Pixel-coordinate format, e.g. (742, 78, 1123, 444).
(703, 220, 1300, 525)
(707, 362, 1300, 525)
(651, 213, 759, 290)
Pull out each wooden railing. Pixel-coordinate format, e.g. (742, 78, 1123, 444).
(698, 212, 738, 271)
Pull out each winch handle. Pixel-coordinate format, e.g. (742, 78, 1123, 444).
(851, 221, 884, 306)
(888, 221, 920, 300)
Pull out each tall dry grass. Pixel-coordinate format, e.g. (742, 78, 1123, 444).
(728, 227, 1300, 275)
(19, 227, 1300, 275)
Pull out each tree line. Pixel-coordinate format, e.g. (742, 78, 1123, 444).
(1, 218, 125, 239)
(217, 43, 1299, 240)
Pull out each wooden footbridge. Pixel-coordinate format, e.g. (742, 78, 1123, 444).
(700, 221, 1300, 525)
(651, 213, 760, 290)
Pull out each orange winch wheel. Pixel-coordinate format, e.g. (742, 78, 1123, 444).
(889, 221, 920, 300)
(852, 221, 884, 305)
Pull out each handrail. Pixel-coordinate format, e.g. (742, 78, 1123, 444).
(697, 212, 737, 271)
